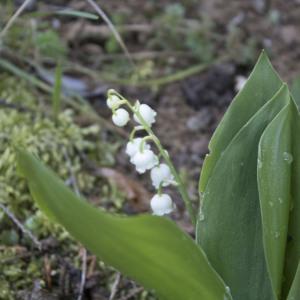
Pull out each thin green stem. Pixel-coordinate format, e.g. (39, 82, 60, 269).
(71, 55, 229, 88)
(147, 126, 196, 226)
(139, 136, 154, 152)
(157, 182, 163, 196)
(129, 126, 143, 141)
(111, 99, 127, 111)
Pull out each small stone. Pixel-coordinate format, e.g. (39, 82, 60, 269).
(186, 109, 212, 132)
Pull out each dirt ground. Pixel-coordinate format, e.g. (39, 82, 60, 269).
(103, 0, 300, 218)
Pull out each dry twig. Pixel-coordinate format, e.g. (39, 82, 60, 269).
(109, 272, 121, 300)
(119, 287, 144, 300)
(63, 150, 88, 300)
(78, 247, 88, 300)
(0, 202, 42, 250)
(85, 0, 135, 68)
(0, 0, 33, 39)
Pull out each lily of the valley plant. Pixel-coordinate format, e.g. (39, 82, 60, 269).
(16, 52, 300, 300)
(107, 89, 194, 221)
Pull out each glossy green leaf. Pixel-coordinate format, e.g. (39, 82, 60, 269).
(291, 75, 300, 109)
(258, 102, 293, 298)
(199, 51, 282, 192)
(287, 262, 300, 300)
(283, 103, 300, 297)
(197, 85, 290, 300)
(16, 149, 229, 300)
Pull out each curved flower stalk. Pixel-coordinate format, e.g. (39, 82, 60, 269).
(106, 89, 196, 225)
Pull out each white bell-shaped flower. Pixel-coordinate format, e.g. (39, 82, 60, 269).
(125, 138, 150, 158)
(150, 163, 174, 189)
(134, 104, 157, 126)
(112, 108, 130, 127)
(107, 95, 121, 109)
(131, 149, 158, 173)
(150, 193, 174, 216)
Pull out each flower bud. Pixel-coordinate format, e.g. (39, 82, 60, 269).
(107, 95, 121, 109)
(112, 108, 130, 127)
(134, 104, 157, 126)
(131, 149, 158, 173)
(150, 163, 174, 189)
(150, 193, 174, 215)
(126, 138, 150, 158)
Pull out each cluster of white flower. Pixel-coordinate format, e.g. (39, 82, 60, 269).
(106, 92, 175, 216)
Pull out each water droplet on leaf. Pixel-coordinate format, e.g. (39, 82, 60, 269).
(198, 205, 205, 222)
(223, 286, 231, 300)
(258, 158, 263, 169)
(283, 152, 293, 164)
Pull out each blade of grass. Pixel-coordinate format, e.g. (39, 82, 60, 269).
(0, 0, 33, 40)
(52, 62, 63, 120)
(66, 55, 228, 88)
(55, 9, 99, 20)
(85, 0, 135, 68)
(0, 58, 127, 137)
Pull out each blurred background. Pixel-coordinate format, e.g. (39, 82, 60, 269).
(0, 0, 300, 299)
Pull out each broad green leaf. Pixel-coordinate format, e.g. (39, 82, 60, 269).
(291, 75, 300, 109)
(283, 103, 300, 297)
(258, 102, 293, 298)
(197, 85, 289, 300)
(199, 51, 282, 192)
(287, 262, 300, 300)
(16, 149, 230, 300)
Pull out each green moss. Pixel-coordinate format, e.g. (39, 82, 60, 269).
(0, 76, 127, 298)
